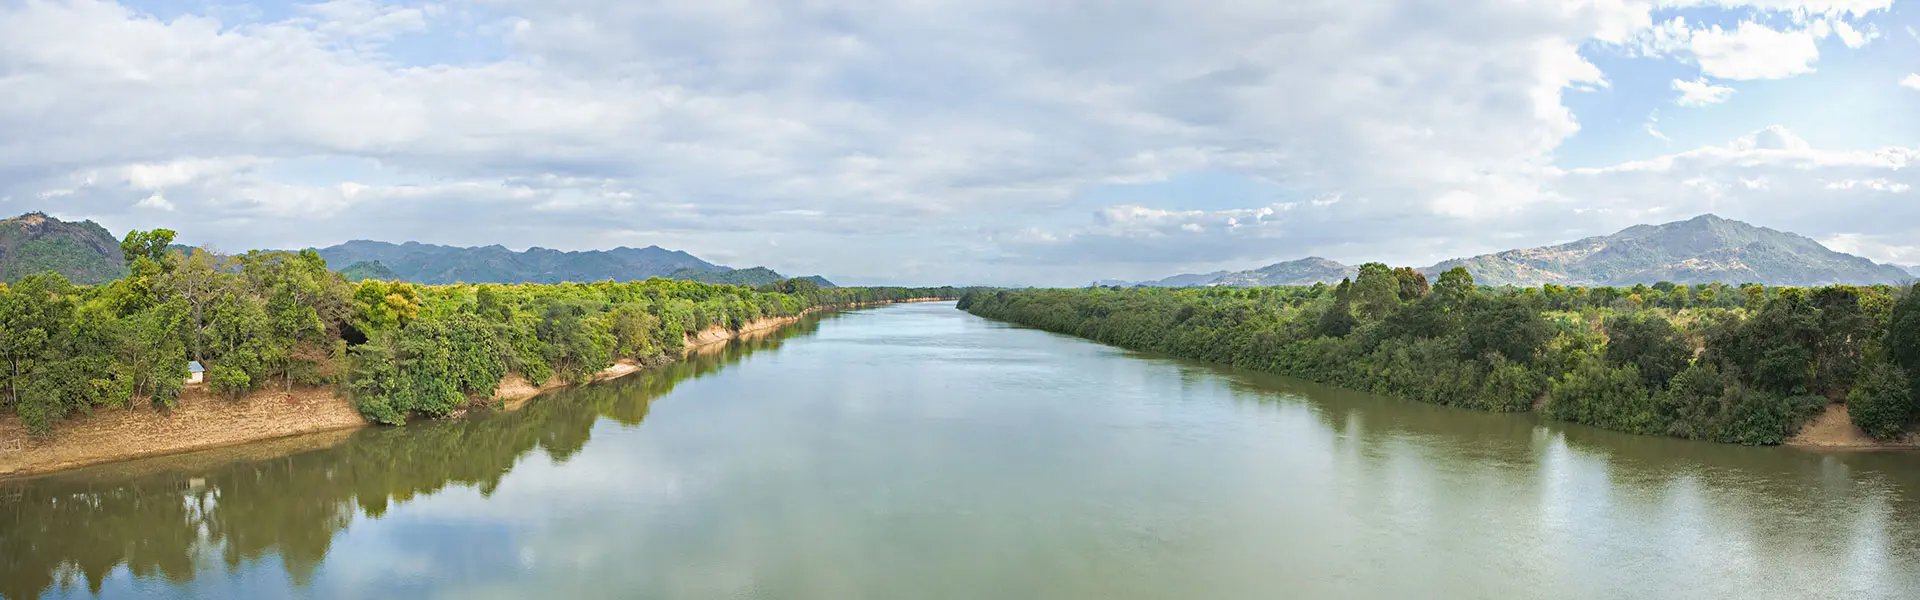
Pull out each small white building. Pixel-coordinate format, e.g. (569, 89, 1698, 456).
(187, 361, 205, 384)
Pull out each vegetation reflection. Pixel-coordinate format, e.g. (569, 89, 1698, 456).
(0, 318, 813, 600)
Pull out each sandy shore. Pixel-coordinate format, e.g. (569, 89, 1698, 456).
(1787, 403, 1920, 450)
(0, 298, 948, 479)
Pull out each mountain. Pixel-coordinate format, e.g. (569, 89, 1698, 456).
(308, 240, 838, 286)
(1423, 214, 1912, 287)
(1146, 271, 1233, 287)
(1902, 265, 1920, 278)
(1095, 259, 1362, 288)
(0, 212, 127, 284)
(795, 275, 838, 289)
(1210, 257, 1358, 287)
(1091, 271, 1232, 288)
(310, 240, 731, 284)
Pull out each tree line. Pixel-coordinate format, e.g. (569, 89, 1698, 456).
(0, 228, 960, 433)
(959, 265, 1920, 444)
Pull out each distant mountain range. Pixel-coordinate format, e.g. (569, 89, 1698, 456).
(1102, 215, 1916, 288)
(0, 212, 832, 288)
(310, 240, 836, 287)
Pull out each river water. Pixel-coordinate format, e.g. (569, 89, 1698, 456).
(2, 301, 1917, 599)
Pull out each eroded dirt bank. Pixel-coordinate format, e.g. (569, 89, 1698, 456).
(1787, 403, 1920, 450)
(0, 298, 948, 479)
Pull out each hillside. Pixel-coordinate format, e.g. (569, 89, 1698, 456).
(338, 260, 400, 282)
(0, 212, 127, 284)
(310, 240, 726, 284)
(1423, 214, 1912, 286)
(1146, 271, 1233, 287)
(1210, 257, 1358, 287)
(1103, 215, 1910, 289)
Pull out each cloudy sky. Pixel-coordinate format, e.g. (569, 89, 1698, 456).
(2, 0, 1917, 285)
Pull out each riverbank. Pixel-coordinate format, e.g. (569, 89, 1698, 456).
(1788, 403, 1920, 449)
(959, 289, 1920, 450)
(0, 298, 949, 479)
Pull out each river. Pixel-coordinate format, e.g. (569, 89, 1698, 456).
(2, 301, 1917, 599)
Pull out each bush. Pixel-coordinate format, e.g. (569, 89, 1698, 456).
(1475, 355, 1542, 412)
(1655, 363, 1725, 439)
(1848, 362, 1915, 441)
(1714, 388, 1824, 445)
(207, 364, 252, 398)
(1546, 357, 1656, 434)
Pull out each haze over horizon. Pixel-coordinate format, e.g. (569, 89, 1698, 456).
(3, 0, 1918, 286)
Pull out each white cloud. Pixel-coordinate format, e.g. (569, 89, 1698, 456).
(1688, 21, 1821, 79)
(1822, 233, 1920, 266)
(298, 0, 439, 41)
(1824, 178, 1912, 193)
(1669, 0, 1893, 17)
(1643, 110, 1672, 142)
(0, 0, 1907, 285)
(1672, 77, 1735, 106)
(1902, 74, 1920, 91)
(135, 192, 175, 211)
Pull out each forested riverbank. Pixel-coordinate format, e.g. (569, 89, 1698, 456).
(960, 265, 1920, 446)
(0, 228, 960, 470)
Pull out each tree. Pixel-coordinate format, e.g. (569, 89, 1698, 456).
(351, 280, 422, 334)
(242, 251, 349, 389)
(1350, 263, 1400, 321)
(1316, 279, 1357, 337)
(1888, 284, 1920, 376)
(1810, 286, 1873, 398)
(1432, 267, 1477, 308)
(120, 229, 177, 265)
(1848, 361, 1914, 440)
(1463, 299, 1548, 364)
(1391, 267, 1430, 301)
(0, 273, 72, 412)
(161, 249, 233, 363)
(1603, 313, 1691, 390)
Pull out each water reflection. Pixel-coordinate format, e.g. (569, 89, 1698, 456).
(0, 317, 819, 600)
(3, 306, 1918, 599)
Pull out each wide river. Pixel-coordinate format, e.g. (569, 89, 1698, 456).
(3, 302, 1918, 599)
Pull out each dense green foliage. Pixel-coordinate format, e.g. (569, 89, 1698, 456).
(961, 267, 1920, 445)
(0, 229, 958, 433)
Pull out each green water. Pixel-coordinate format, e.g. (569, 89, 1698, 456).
(3, 301, 1918, 599)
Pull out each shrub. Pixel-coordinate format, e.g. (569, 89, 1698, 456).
(1545, 357, 1656, 434)
(207, 364, 252, 398)
(1848, 362, 1915, 441)
(1475, 355, 1543, 412)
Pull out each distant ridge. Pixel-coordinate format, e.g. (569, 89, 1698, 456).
(0, 212, 830, 288)
(1209, 257, 1357, 287)
(311, 240, 726, 285)
(308, 240, 831, 286)
(1106, 215, 1912, 288)
(1422, 214, 1912, 286)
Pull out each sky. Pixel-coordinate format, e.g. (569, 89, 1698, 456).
(1, 0, 1917, 286)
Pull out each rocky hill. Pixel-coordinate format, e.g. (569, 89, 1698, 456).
(0, 212, 127, 284)
(1106, 215, 1911, 289)
(1423, 214, 1911, 286)
(1209, 257, 1358, 287)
